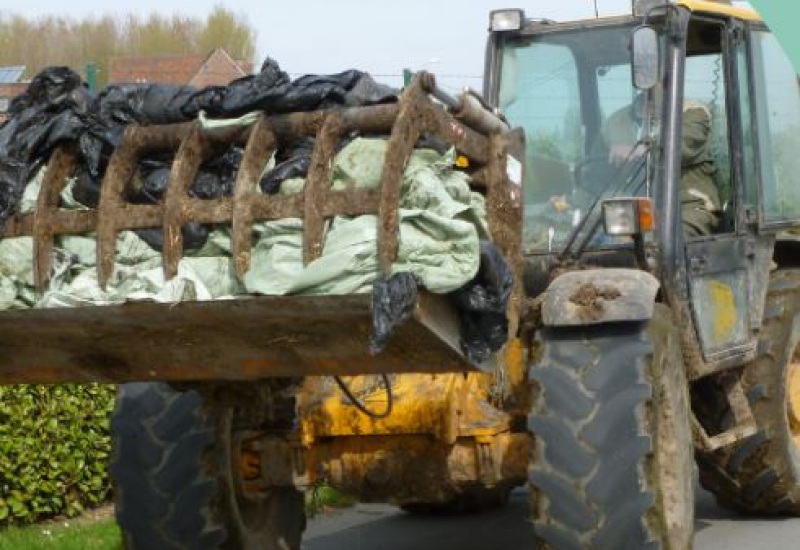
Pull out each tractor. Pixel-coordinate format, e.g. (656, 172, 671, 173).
(0, 0, 797, 549)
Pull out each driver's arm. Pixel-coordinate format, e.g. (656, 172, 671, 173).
(603, 104, 642, 166)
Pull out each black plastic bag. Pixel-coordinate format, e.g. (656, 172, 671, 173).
(6, 66, 87, 116)
(71, 168, 102, 208)
(0, 67, 90, 224)
(449, 241, 513, 364)
(0, 159, 29, 223)
(92, 83, 202, 127)
(135, 223, 210, 251)
(124, 149, 240, 251)
(192, 61, 396, 118)
(259, 137, 315, 194)
(343, 73, 397, 107)
(192, 57, 291, 117)
(370, 272, 419, 355)
(0, 59, 398, 229)
(196, 147, 241, 199)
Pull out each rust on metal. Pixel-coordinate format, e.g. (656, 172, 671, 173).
(162, 125, 213, 279)
(2, 74, 513, 290)
(303, 114, 343, 264)
(232, 117, 278, 278)
(377, 83, 428, 275)
(485, 128, 525, 342)
(0, 74, 524, 383)
(32, 144, 80, 288)
(691, 372, 758, 451)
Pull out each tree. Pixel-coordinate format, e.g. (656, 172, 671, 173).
(0, 8, 257, 88)
(199, 5, 256, 62)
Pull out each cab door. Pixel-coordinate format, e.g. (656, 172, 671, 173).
(683, 17, 762, 365)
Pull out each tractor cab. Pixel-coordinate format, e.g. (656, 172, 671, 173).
(487, 1, 800, 371)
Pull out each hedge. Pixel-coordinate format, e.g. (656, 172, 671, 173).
(0, 384, 116, 525)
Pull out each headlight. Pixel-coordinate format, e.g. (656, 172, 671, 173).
(602, 198, 654, 236)
(489, 9, 525, 32)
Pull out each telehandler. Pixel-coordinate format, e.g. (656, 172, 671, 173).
(0, 0, 797, 549)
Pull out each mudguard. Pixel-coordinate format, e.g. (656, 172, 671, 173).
(542, 268, 660, 326)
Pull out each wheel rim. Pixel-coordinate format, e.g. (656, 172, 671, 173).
(786, 358, 800, 448)
(222, 409, 295, 547)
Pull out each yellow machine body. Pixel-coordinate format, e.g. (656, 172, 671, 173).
(297, 342, 530, 505)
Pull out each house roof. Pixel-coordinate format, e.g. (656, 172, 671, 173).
(109, 48, 252, 86)
(110, 53, 207, 85)
(188, 48, 250, 87)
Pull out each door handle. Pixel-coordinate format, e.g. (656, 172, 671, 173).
(689, 256, 707, 273)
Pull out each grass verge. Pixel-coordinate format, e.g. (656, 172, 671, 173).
(0, 518, 120, 550)
(0, 485, 356, 548)
(306, 485, 358, 517)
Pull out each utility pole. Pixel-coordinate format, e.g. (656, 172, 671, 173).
(86, 62, 97, 93)
(403, 68, 413, 88)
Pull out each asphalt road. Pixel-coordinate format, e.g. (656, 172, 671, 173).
(304, 488, 800, 549)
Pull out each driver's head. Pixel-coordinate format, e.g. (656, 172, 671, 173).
(681, 99, 712, 166)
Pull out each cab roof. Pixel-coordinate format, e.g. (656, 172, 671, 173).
(677, 0, 761, 22)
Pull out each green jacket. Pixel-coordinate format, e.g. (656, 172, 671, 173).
(680, 104, 721, 237)
(604, 101, 721, 236)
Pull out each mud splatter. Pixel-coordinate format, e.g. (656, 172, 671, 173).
(569, 283, 622, 321)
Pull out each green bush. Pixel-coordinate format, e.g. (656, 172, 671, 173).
(0, 384, 116, 525)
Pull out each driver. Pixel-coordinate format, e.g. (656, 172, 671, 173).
(603, 96, 721, 237)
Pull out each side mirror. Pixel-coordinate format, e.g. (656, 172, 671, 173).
(632, 25, 659, 90)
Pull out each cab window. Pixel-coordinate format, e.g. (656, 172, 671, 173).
(750, 30, 800, 224)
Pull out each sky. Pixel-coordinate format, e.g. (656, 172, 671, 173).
(0, 0, 634, 91)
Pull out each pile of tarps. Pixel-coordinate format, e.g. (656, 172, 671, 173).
(0, 60, 397, 242)
(0, 62, 512, 363)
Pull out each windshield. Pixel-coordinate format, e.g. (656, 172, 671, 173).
(498, 23, 663, 254)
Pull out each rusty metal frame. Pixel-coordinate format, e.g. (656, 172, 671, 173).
(691, 372, 758, 451)
(0, 75, 524, 384)
(2, 76, 522, 295)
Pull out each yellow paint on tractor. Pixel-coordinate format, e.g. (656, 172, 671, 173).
(788, 360, 800, 447)
(677, 0, 761, 21)
(708, 280, 737, 345)
(297, 346, 531, 504)
(300, 372, 509, 443)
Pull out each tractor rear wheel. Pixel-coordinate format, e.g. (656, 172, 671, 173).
(695, 269, 800, 514)
(110, 382, 306, 550)
(528, 304, 694, 549)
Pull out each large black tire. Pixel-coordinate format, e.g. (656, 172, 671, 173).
(529, 304, 694, 549)
(695, 270, 800, 514)
(110, 382, 306, 550)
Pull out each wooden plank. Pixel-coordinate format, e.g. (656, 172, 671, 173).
(0, 293, 479, 385)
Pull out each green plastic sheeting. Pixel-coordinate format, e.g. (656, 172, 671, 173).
(0, 138, 487, 309)
(244, 139, 487, 295)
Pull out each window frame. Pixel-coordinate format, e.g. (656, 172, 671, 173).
(680, 15, 743, 239)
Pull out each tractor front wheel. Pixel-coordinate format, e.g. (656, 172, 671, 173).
(528, 304, 694, 549)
